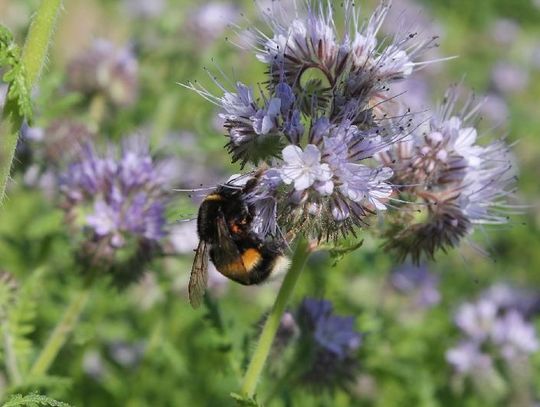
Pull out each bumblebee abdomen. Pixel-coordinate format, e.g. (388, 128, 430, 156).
(238, 244, 288, 285)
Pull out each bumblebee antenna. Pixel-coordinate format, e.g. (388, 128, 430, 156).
(173, 187, 216, 192)
(174, 217, 197, 223)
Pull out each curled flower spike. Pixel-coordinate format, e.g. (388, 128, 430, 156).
(59, 138, 169, 286)
(379, 87, 518, 262)
(248, 1, 438, 108)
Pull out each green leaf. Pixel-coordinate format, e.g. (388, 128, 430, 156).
(2, 393, 72, 407)
(328, 240, 364, 267)
(230, 392, 260, 406)
(0, 24, 33, 120)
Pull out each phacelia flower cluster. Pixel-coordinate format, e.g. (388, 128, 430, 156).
(67, 39, 139, 107)
(188, 1, 442, 240)
(297, 298, 362, 389)
(390, 263, 440, 309)
(270, 298, 362, 390)
(378, 87, 517, 262)
(59, 138, 168, 285)
(446, 285, 539, 376)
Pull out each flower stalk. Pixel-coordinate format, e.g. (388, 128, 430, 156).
(0, 0, 63, 205)
(30, 285, 91, 377)
(240, 237, 310, 399)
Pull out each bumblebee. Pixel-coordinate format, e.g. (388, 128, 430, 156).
(189, 176, 289, 308)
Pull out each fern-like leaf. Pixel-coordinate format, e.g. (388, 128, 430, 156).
(1, 268, 46, 379)
(2, 393, 72, 407)
(0, 25, 33, 120)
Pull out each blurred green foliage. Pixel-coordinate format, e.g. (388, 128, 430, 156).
(0, 0, 539, 406)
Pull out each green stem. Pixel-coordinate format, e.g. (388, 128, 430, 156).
(30, 286, 91, 376)
(240, 238, 310, 399)
(21, 0, 63, 87)
(2, 327, 21, 385)
(0, 0, 63, 204)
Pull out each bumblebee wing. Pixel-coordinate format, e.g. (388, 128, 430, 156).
(189, 240, 209, 309)
(212, 215, 248, 281)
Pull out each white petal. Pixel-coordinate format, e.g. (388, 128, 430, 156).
(317, 163, 333, 181)
(280, 166, 302, 184)
(369, 197, 388, 210)
(282, 145, 303, 164)
(315, 179, 334, 195)
(294, 172, 315, 191)
(302, 144, 322, 166)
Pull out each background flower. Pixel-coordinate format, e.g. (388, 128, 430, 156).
(59, 138, 169, 285)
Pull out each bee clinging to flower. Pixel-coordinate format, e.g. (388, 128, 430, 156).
(189, 172, 290, 308)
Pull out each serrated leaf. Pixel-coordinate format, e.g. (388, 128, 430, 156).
(0, 24, 33, 120)
(328, 240, 364, 266)
(2, 393, 72, 407)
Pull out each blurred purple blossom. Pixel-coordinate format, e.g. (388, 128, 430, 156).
(59, 138, 169, 282)
(446, 341, 493, 374)
(298, 298, 362, 360)
(123, 0, 165, 19)
(482, 283, 540, 318)
(67, 39, 139, 107)
(186, 2, 238, 47)
(490, 62, 529, 95)
(447, 285, 539, 378)
(479, 93, 509, 126)
(455, 299, 497, 342)
(492, 310, 539, 359)
(489, 19, 520, 46)
(295, 298, 362, 388)
(390, 263, 441, 308)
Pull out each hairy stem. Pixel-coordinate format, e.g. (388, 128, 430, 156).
(0, 0, 63, 205)
(240, 238, 310, 399)
(30, 287, 91, 376)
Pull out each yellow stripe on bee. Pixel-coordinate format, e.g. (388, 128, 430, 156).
(220, 260, 245, 275)
(204, 193, 223, 201)
(241, 248, 262, 271)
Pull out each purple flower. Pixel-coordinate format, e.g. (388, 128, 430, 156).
(60, 138, 168, 284)
(186, 3, 238, 48)
(455, 299, 498, 342)
(446, 341, 493, 374)
(182, 1, 446, 241)
(490, 62, 529, 95)
(248, 1, 436, 93)
(491, 310, 539, 359)
(380, 87, 517, 262)
(296, 298, 362, 388)
(390, 263, 441, 308)
(67, 39, 138, 107)
(447, 286, 539, 379)
(482, 283, 540, 318)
